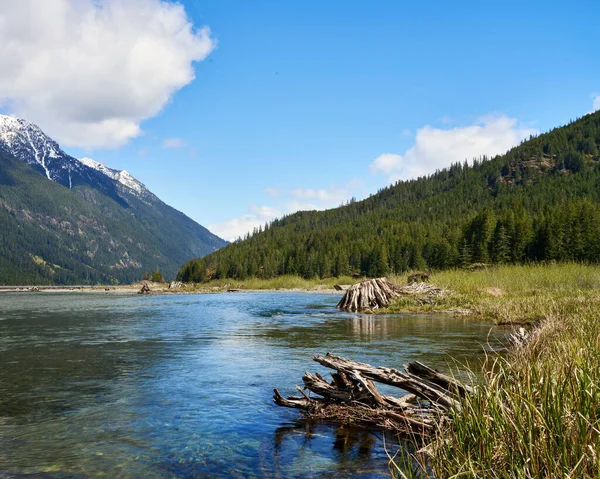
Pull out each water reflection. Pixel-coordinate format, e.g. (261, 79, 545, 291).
(269, 421, 397, 478)
(0, 292, 507, 478)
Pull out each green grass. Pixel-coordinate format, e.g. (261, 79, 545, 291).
(182, 274, 358, 292)
(387, 263, 600, 324)
(390, 263, 600, 478)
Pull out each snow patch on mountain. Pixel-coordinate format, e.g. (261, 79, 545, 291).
(79, 157, 146, 195)
(0, 114, 149, 198)
(0, 114, 63, 180)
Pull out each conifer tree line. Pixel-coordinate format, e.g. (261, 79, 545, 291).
(178, 111, 600, 282)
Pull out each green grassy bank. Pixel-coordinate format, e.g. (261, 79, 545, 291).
(387, 263, 600, 325)
(390, 264, 600, 478)
(177, 274, 358, 292)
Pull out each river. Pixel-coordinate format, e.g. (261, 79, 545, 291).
(0, 292, 506, 478)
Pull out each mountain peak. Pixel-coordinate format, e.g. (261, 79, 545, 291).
(0, 114, 34, 131)
(0, 115, 148, 197)
(0, 114, 62, 180)
(78, 157, 147, 196)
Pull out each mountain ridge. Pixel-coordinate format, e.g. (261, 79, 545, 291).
(78, 157, 149, 197)
(0, 114, 227, 285)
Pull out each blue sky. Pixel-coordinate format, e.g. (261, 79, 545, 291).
(1, 0, 599, 240)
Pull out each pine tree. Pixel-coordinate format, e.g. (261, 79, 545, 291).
(490, 223, 510, 264)
(151, 269, 164, 282)
(459, 239, 471, 268)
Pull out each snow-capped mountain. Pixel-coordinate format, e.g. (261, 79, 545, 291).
(79, 157, 150, 197)
(0, 115, 64, 181)
(0, 114, 150, 199)
(0, 114, 227, 284)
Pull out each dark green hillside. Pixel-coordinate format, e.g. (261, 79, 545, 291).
(179, 111, 600, 282)
(0, 150, 225, 285)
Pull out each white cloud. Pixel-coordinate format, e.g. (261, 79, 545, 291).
(0, 0, 215, 148)
(162, 138, 187, 149)
(264, 187, 281, 198)
(370, 153, 403, 175)
(209, 205, 282, 242)
(288, 180, 362, 210)
(593, 96, 600, 112)
(370, 115, 538, 182)
(290, 188, 330, 200)
(211, 180, 364, 241)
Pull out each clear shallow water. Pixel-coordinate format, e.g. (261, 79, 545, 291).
(0, 292, 507, 478)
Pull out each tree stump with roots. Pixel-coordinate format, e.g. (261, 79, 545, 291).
(336, 277, 401, 312)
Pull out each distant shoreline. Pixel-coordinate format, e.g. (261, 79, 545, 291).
(0, 284, 344, 296)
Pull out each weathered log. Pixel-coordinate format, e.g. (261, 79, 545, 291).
(302, 372, 354, 403)
(405, 361, 473, 397)
(274, 352, 470, 437)
(138, 284, 151, 294)
(336, 278, 401, 312)
(313, 353, 461, 410)
(273, 393, 435, 436)
(273, 388, 315, 409)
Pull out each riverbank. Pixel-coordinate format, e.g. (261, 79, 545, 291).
(171, 274, 356, 294)
(0, 275, 355, 295)
(384, 262, 600, 324)
(389, 263, 600, 478)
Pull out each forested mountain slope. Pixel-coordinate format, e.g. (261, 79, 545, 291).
(0, 117, 226, 285)
(179, 111, 600, 281)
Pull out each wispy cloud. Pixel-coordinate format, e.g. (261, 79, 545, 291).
(211, 179, 364, 241)
(288, 180, 363, 210)
(264, 187, 281, 198)
(593, 95, 600, 112)
(209, 205, 282, 242)
(370, 114, 538, 182)
(162, 138, 187, 149)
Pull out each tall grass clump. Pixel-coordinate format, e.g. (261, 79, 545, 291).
(392, 269, 600, 478)
(387, 263, 600, 324)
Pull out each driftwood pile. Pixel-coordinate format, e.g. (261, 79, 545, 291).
(396, 282, 450, 306)
(273, 353, 471, 438)
(337, 277, 452, 312)
(337, 278, 401, 312)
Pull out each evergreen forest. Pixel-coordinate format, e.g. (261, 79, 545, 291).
(178, 111, 600, 282)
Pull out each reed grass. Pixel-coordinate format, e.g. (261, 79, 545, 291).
(387, 263, 600, 324)
(389, 264, 600, 478)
